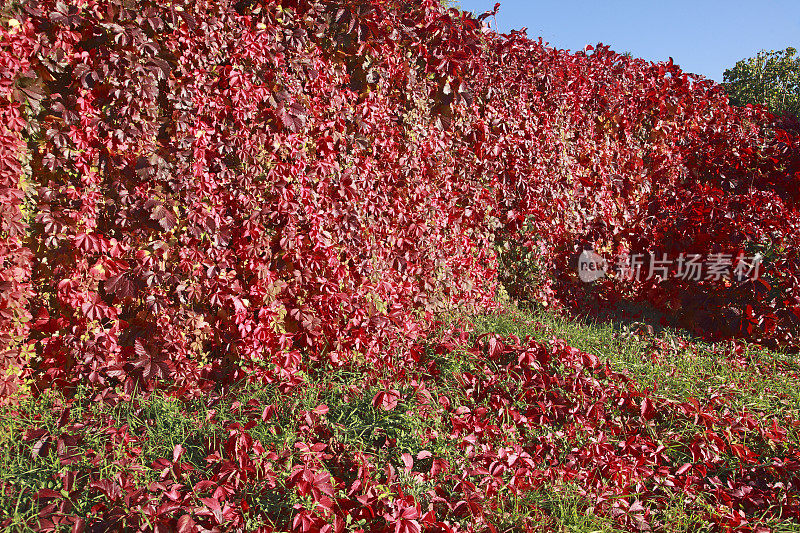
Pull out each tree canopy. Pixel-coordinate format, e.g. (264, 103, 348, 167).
(723, 47, 800, 118)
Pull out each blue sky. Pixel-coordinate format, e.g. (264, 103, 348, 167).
(457, 1, 800, 82)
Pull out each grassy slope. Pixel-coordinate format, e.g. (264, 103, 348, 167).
(474, 307, 800, 421)
(2, 305, 799, 531)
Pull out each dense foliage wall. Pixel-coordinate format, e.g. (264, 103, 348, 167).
(3, 1, 800, 531)
(1, 0, 800, 403)
(0, 0, 503, 401)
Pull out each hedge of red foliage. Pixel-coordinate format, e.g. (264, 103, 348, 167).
(2, 0, 800, 529)
(2, 0, 505, 400)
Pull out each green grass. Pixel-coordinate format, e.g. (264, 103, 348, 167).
(470, 305, 800, 423)
(1, 303, 798, 531)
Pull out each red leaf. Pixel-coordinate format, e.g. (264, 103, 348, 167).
(35, 488, 63, 500)
(401, 452, 413, 473)
(640, 397, 655, 421)
(372, 390, 400, 411)
(200, 496, 223, 522)
(71, 518, 86, 533)
(177, 515, 197, 533)
(173, 444, 186, 463)
(488, 336, 503, 359)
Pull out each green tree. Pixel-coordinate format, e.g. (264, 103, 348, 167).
(723, 47, 800, 117)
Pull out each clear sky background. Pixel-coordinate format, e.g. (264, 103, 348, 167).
(457, 1, 800, 82)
